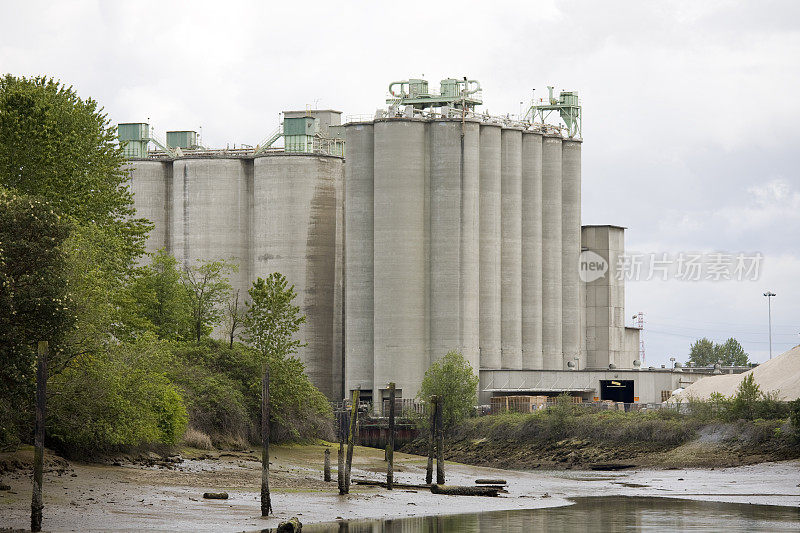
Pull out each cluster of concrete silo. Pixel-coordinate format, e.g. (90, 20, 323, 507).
(125, 152, 344, 398)
(344, 116, 583, 401)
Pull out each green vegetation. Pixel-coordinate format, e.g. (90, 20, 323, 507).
(688, 337, 749, 366)
(417, 350, 480, 433)
(0, 75, 332, 455)
(683, 374, 790, 422)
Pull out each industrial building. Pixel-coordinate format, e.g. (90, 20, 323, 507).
(121, 77, 696, 406)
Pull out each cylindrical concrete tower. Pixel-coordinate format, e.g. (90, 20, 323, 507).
(252, 154, 341, 398)
(170, 158, 250, 292)
(372, 119, 428, 399)
(500, 128, 523, 369)
(562, 140, 582, 369)
(460, 121, 481, 373)
(541, 136, 563, 369)
(344, 123, 375, 396)
(521, 132, 543, 369)
(478, 124, 502, 369)
(127, 160, 170, 255)
(430, 120, 463, 363)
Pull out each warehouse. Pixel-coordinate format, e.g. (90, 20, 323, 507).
(121, 77, 680, 405)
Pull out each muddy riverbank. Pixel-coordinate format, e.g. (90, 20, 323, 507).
(1, 444, 798, 532)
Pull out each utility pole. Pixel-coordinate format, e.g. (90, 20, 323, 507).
(763, 291, 776, 359)
(31, 341, 48, 533)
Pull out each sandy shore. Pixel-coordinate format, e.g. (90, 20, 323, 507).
(1, 444, 798, 532)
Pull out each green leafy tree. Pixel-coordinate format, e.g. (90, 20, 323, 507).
(688, 338, 717, 366)
(0, 188, 73, 443)
(183, 259, 237, 342)
(244, 273, 306, 364)
(0, 75, 150, 257)
(715, 338, 749, 366)
(418, 350, 480, 434)
(688, 337, 749, 366)
(127, 250, 193, 341)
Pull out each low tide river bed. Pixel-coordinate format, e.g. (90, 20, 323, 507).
(1, 445, 798, 531)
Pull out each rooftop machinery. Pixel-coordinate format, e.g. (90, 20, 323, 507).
(387, 77, 483, 111)
(117, 123, 187, 158)
(527, 87, 582, 138)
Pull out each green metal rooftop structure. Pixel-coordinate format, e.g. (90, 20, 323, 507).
(528, 86, 582, 138)
(386, 77, 482, 110)
(117, 123, 179, 158)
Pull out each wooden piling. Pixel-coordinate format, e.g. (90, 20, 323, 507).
(324, 448, 331, 482)
(386, 382, 396, 490)
(343, 388, 360, 493)
(261, 361, 272, 516)
(426, 395, 437, 485)
(435, 393, 445, 485)
(31, 341, 47, 533)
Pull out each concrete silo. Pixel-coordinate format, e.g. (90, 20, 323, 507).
(372, 119, 429, 401)
(126, 160, 170, 254)
(170, 158, 251, 291)
(430, 120, 463, 364)
(478, 124, 503, 369)
(500, 128, 523, 369)
(521, 131, 543, 369)
(252, 154, 342, 398)
(541, 135, 563, 369)
(561, 140, 582, 368)
(459, 121, 481, 373)
(344, 123, 375, 395)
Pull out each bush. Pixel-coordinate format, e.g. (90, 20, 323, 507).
(169, 339, 332, 444)
(182, 427, 213, 450)
(48, 337, 187, 454)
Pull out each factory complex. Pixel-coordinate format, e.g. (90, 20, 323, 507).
(121, 78, 706, 407)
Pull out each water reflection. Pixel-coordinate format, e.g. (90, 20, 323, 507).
(301, 496, 800, 533)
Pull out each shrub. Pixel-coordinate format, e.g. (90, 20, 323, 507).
(182, 427, 213, 450)
(48, 337, 187, 454)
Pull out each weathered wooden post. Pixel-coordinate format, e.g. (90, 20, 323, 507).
(31, 341, 47, 533)
(261, 361, 272, 516)
(344, 388, 360, 493)
(426, 395, 437, 485)
(386, 382, 396, 490)
(324, 447, 331, 482)
(337, 410, 345, 494)
(435, 393, 445, 484)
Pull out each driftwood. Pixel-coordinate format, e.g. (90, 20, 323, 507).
(203, 492, 229, 499)
(589, 463, 636, 471)
(277, 516, 302, 532)
(430, 484, 499, 497)
(475, 479, 507, 485)
(353, 478, 431, 490)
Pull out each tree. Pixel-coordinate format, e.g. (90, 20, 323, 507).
(715, 338, 749, 366)
(417, 351, 479, 434)
(127, 250, 193, 341)
(244, 272, 306, 517)
(0, 75, 150, 259)
(182, 259, 237, 342)
(223, 289, 246, 348)
(688, 338, 717, 366)
(688, 337, 749, 366)
(0, 188, 73, 444)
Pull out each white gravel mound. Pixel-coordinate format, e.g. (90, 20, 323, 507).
(671, 344, 800, 401)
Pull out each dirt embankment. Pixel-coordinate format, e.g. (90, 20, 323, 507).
(402, 419, 800, 471)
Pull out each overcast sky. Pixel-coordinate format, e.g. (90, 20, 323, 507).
(2, 0, 798, 367)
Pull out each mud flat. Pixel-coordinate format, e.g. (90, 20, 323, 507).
(0, 445, 798, 532)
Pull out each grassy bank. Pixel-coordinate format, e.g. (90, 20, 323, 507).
(403, 403, 800, 469)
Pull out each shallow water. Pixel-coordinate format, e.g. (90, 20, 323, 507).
(299, 496, 800, 532)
